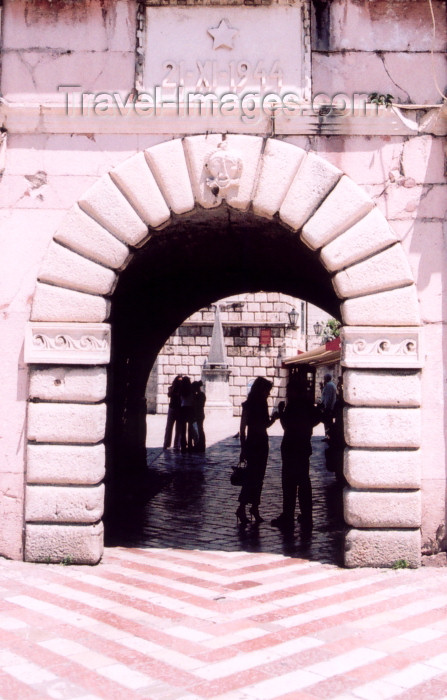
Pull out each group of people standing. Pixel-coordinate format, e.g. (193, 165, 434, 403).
(163, 375, 206, 454)
(163, 370, 340, 533)
(236, 373, 337, 532)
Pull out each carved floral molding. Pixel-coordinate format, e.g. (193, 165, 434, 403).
(25, 323, 111, 365)
(341, 326, 424, 369)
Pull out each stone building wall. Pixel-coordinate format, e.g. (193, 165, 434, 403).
(147, 293, 330, 415)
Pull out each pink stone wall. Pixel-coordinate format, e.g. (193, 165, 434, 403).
(0, 0, 446, 559)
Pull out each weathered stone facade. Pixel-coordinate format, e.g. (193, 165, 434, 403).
(0, 0, 445, 568)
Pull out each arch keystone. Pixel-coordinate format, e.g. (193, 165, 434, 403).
(110, 152, 170, 229)
(302, 175, 374, 250)
(78, 175, 148, 247)
(252, 139, 305, 219)
(222, 135, 263, 211)
(183, 134, 225, 209)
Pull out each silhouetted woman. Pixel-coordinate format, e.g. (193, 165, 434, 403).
(179, 376, 195, 454)
(271, 373, 321, 532)
(163, 375, 182, 450)
(237, 377, 278, 525)
(191, 380, 206, 452)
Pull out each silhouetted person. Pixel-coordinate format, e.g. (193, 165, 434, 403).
(320, 373, 337, 440)
(179, 376, 195, 454)
(271, 374, 321, 532)
(325, 375, 346, 482)
(237, 377, 279, 525)
(163, 375, 182, 450)
(191, 380, 206, 452)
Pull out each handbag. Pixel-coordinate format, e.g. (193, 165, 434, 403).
(230, 460, 247, 486)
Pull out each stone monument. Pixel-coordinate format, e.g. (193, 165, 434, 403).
(202, 305, 233, 418)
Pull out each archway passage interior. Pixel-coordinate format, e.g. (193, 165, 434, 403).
(105, 206, 341, 541)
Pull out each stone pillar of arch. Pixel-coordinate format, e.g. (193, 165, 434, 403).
(24, 134, 423, 567)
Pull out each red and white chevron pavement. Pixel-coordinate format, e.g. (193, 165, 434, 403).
(1, 548, 447, 699)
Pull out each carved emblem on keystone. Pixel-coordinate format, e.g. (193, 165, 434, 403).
(205, 142, 243, 196)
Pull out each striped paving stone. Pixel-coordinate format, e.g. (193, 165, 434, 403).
(0, 549, 447, 699)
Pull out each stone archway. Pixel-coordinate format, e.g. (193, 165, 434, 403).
(24, 134, 423, 567)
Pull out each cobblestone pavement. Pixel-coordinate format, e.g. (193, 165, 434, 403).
(2, 417, 447, 698)
(118, 416, 345, 566)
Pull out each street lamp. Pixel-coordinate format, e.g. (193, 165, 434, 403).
(288, 307, 298, 329)
(313, 320, 323, 336)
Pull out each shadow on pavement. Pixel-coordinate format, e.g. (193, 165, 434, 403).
(109, 433, 346, 566)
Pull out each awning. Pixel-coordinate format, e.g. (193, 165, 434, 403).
(283, 337, 341, 367)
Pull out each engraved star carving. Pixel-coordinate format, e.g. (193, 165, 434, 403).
(208, 19, 238, 50)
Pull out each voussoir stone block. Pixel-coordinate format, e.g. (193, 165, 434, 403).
(343, 369, 421, 407)
(38, 242, 116, 296)
(183, 133, 225, 209)
(252, 139, 305, 219)
(27, 443, 105, 485)
(344, 528, 421, 568)
(78, 175, 148, 246)
(25, 522, 104, 564)
(55, 205, 130, 270)
(344, 488, 421, 528)
(145, 139, 195, 215)
(344, 449, 421, 489)
(29, 367, 107, 403)
(26, 484, 105, 523)
(341, 285, 420, 326)
(302, 176, 375, 250)
(28, 402, 106, 444)
(344, 406, 421, 448)
(333, 244, 414, 299)
(110, 152, 170, 229)
(31, 283, 110, 323)
(279, 152, 342, 231)
(224, 135, 263, 211)
(320, 208, 398, 273)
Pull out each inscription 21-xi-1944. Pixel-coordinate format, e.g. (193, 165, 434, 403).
(161, 59, 284, 92)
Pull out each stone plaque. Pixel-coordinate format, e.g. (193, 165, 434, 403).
(142, 3, 310, 110)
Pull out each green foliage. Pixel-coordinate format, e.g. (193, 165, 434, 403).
(322, 318, 341, 342)
(60, 555, 74, 566)
(368, 93, 394, 108)
(391, 558, 410, 569)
